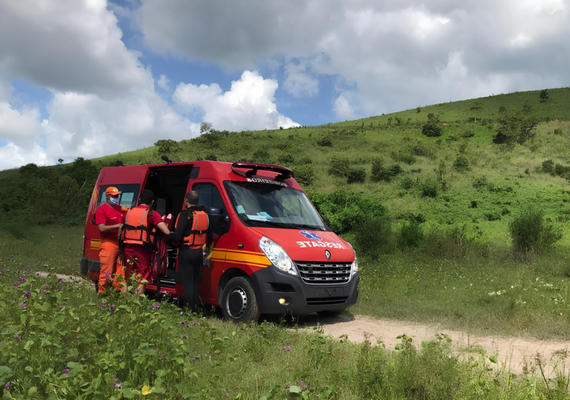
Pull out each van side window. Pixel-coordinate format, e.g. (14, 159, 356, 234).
(97, 184, 141, 208)
(192, 183, 226, 214)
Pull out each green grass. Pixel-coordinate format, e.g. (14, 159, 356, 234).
(2, 257, 570, 399)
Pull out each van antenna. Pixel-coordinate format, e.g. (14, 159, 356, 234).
(161, 155, 172, 164)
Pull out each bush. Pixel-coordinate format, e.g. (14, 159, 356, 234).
(347, 167, 366, 184)
(398, 220, 424, 249)
(453, 155, 470, 172)
(154, 139, 179, 154)
(354, 217, 394, 258)
(278, 154, 295, 165)
(509, 208, 562, 255)
(541, 159, 555, 175)
(294, 164, 315, 187)
(252, 150, 271, 163)
(328, 156, 350, 178)
(310, 189, 386, 233)
(317, 136, 333, 147)
(420, 179, 438, 198)
(421, 114, 442, 137)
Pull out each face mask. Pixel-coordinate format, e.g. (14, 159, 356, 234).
(109, 197, 119, 205)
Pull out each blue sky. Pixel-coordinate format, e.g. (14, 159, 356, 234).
(0, 0, 568, 170)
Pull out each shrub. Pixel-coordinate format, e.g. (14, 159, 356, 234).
(317, 136, 333, 147)
(420, 179, 438, 198)
(509, 208, 562, 255)
(453, 155, 470, 172)
(554, 128, 563, 136)
(294, 164, 315, 187)
(370, 158, 384, 182)
(252, 150, 271, 163)
(310, 189, 386, 233)
(541, 160, 555, 175)
(347, 167, 366, 184)
(278, 153, 295, 165)
(354, 217, 394, 258)
(154, 139, 179, 154)
(398, 220, 424, 249)
(328, 156, 350, 178)
(421, 114, 442, 137)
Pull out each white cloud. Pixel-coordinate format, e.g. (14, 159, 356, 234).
(42, 90, 197, 161)
(333, 93, 357, 120)
(157, 74, 171, 91)
(0, 142, 51, 170)
(0, 102, 42, 148)
(173, 70, 300, 131)
(139, 0, 570, 116)
(283, 62, 319, 98)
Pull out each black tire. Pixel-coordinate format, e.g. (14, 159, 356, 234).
(221, 277, 260, 323)
(317, 309, 345, 318)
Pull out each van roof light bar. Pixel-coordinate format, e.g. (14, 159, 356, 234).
(231, 162, 294, 181)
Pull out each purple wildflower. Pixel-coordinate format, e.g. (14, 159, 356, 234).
(181, 321, 186, 326)
(24, 291, 31, 297)
(4, 381, 14, 390)
(104, 273, 111, 280)
(173, 297, 178, 301)
(45, 285, 50, 290)
(14, 334, 21, 341)
(36, 272, 41, 277)
(152, 304, 160, 310)
(192, 322, 197, 326)
(12, 282, 19, 286)
(18, 276, 26, 283)
(62, 368, 70, 375)
(58, 286, 64, 291)
(40, 289, 46, 293)
(109, 305, 116, 312)
(114, 383, 122, 388)
(58, 277, 63, 283)
(191, 356, 200, 361)
(283, 345, 291, 351)
(21, 302, 27, 308)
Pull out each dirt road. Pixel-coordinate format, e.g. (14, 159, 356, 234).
(297, 313, 570, 378)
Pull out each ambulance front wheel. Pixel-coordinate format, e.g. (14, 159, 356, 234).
(221, 277, 260, 323)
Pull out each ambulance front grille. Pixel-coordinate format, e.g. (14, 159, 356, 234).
(295, 262, 352, 285)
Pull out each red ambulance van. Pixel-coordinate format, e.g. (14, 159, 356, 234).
(81, 161, 359, 322)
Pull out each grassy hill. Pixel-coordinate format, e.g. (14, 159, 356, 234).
(2, 87, 570, 247)
(88, 87, 570, 248)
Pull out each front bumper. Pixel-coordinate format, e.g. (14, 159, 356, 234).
(248, 266, 359, 315)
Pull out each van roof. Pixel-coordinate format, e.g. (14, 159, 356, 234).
(99, 160, 301, 189)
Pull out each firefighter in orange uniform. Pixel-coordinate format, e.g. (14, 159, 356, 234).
(120, 189, 170, 294)
(95, 186, 128, 293)
(169, 190, 210, 311)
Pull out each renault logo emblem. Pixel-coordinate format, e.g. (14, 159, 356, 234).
(325, 250, 331, 260)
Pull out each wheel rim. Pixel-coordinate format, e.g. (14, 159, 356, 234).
(227, 287, 248, 318)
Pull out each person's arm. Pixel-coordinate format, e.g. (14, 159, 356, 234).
(98, 223, 122, 233)
(169, 210, 190, 243)
(156, 221, 170, 235)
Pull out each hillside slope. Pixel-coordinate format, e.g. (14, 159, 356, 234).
(2, 87, 570, 246)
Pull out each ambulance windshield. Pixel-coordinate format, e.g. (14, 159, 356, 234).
(225, 181, 328, 231)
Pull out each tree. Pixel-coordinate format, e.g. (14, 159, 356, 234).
(58, 158, 64, 164)
(200, 122, 213, 134)
(540, 89, 549, 103)
(421, 114, 443, 137)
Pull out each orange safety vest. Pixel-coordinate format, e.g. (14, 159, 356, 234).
(121, 207, 155, 248)
(176, 210, 209, 249)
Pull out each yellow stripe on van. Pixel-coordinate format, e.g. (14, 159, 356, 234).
(90, 239, 101, 251)
(210, 248, 271, 269)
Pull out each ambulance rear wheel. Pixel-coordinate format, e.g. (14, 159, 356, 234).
(221, 277, 260, 323)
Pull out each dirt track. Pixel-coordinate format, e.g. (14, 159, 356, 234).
(297, 313, 570, 378)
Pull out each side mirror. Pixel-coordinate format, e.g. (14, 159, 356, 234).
(208, 207, 230, 236)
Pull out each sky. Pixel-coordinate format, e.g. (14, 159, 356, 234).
(0, 0, 568, 171)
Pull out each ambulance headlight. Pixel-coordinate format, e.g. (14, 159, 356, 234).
(347, 242, 358, 276)
(259, 236, 298, 276)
